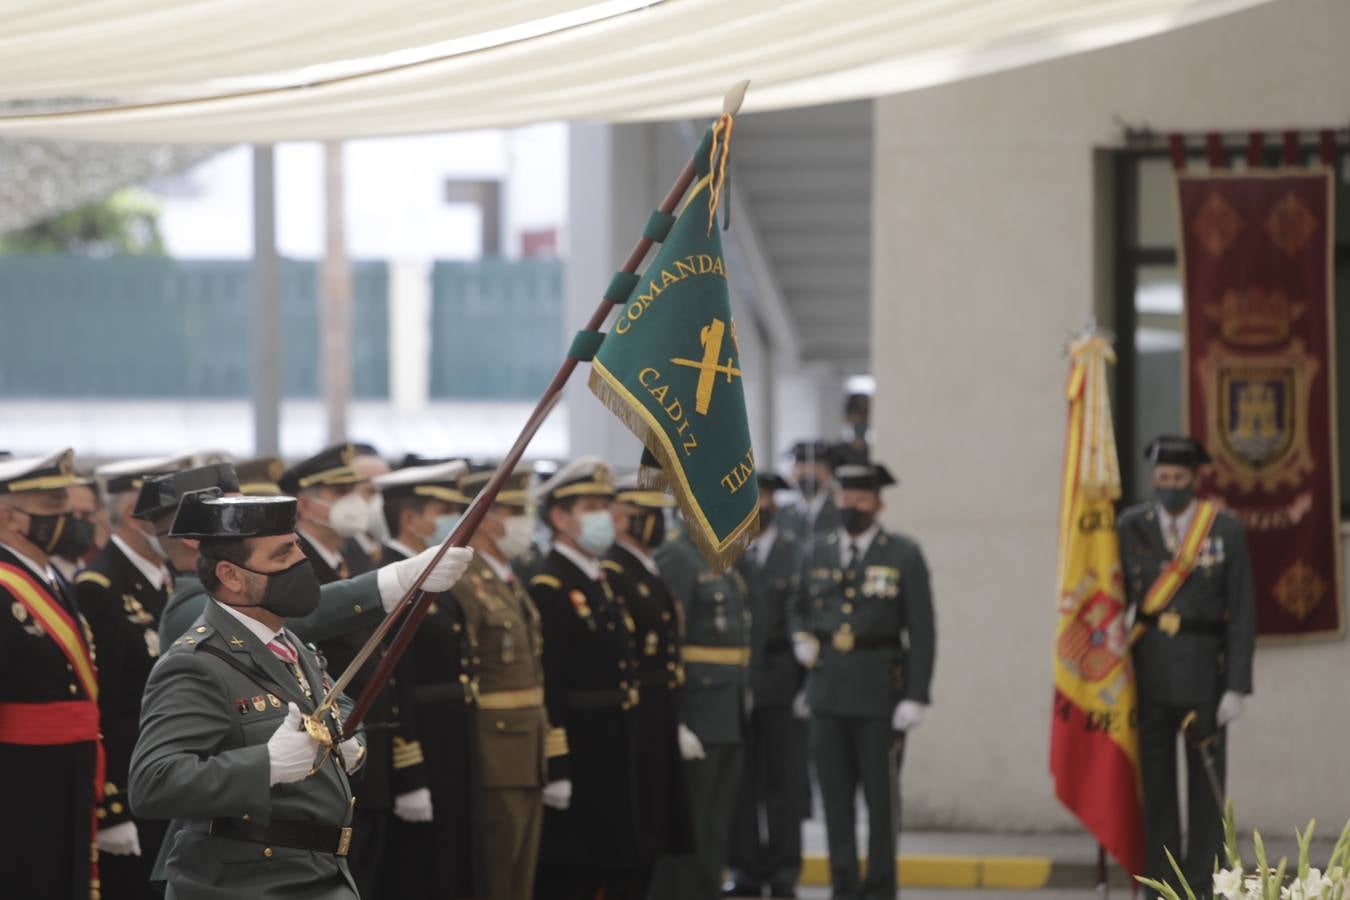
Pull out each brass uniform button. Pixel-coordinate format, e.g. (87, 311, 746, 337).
(68, 684, 78, 695)
(353, 604, 362, 613)
(842, 603, 854, 614)
(263, 847, 273, 859)
(195, 626, 207, 634)
(844, 588, 856, 599)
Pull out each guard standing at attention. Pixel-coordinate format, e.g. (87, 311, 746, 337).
(454, 465, 549, 900)
(528, 458, 645, 900)
(653, 515, 752, 900)
(727, 472, 808, 898)
(77, 453, 192, 898)
(1118, 436, 1255, 898)
(792, 463, 935, 900)
(603, 474, 694, 891)
(372, 460, 488, 898)
(0, 450, 102, 900)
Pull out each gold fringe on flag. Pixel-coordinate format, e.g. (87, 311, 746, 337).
(588, 365, 759, 572)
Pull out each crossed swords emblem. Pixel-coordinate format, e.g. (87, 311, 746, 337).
(670, 317, 742, 415)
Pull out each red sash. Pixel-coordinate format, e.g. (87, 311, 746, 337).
(0, 563, 104, 893)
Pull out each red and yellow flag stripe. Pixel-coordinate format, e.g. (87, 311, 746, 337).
(0, 563, 98, 701)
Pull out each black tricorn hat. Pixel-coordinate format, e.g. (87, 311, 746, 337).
(834, 462, 897, 492)
(1144, 435, 1212, 467)
(756, 471, 791, 493)
(133, 464, 241, 521)
(788, 440, 835, 465)
(278, 443, 364, 496)
(169, 488, 297, 539)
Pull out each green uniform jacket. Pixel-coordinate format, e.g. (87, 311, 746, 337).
(794, 528, 935, 717)
(1117, 503, 1256, 705)
(129, 599, 365, 899)
(656, 530, 750, 746)
(736, 526, 805, 709)
(158, 571, 383, 652)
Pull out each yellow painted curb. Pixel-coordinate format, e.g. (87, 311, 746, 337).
(798, 854, 1053, 889)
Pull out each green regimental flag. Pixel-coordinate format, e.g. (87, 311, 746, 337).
(588, 125, 759, 570)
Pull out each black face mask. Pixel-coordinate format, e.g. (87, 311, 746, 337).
(1156, 486, 1195, 515)
(797, 476, 820, 498)
(628, 510, 666, 550)
(840, 507, 875, 536)
(757, 506, 774, 530)
(225, 557, 321, 619)
(18, 510, 72, 555)
(52, 516, 96, 560)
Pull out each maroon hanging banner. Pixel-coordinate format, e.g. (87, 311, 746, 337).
(1176, 167, 1341, 639)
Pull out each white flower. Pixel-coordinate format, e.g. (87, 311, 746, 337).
(1284, 869, 1333, 900)
(1214, 867, 1245, 899)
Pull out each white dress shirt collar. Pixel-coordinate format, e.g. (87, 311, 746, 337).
(1, 541, 58, 586)
(616, 539, 661, 578)
(754, 525, 778, 567)
(298, 527, 345, 572)
(838, 523, 880, 566)
(553, 541, 602, 582)
(385, 539, 421, 561)
(1157, 500, 1198, 551)
(480, 550, 516, 584)
(112, 533, 170, 591)
(212, 597, 286, 645)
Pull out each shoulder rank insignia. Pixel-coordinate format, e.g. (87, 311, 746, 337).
(531, 574, 562, 589)
(76, 571, 111, 589)
(601, 560, 624, 574)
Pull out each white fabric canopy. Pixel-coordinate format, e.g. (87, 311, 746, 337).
(0, 0, 1272, 143)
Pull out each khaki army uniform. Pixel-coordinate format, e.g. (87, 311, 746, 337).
(451, 551, 547, 900)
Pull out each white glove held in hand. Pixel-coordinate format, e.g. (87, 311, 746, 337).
(792, 635, 819, 668)
(542, 779, 573, 810)
(378, 547, 475, 612)
(891, 700, 927, 732)
(792, 690, 811, 720)
(1216, 691, 1244, 727)
(268, 702, 321, 785)
(393, 787, 434, 823)
(97, 821, 141, 856)
(677, 724, 706, 761)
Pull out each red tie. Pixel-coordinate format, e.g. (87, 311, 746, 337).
(268, 636, 298, 664)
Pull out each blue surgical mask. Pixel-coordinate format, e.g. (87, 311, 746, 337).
(433, 513, 462, 544)
(578, 510, 616, 556)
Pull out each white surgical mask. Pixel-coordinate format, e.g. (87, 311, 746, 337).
(366, 493, 389, 542)
(325, 492, 370, 538)
(433, 513, 463, 545)
(577, 510, 616, 556)
(498, 514, 536, 560)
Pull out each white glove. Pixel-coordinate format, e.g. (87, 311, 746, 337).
(792, 634, 819, 668)
(791, 690, 811, 720)
(677, 724, 706, 761)
(97, 821, 141, 856)
(891, 700, 927, 732)
(1216, 691, 1244, 727)
(339, 735, 365, 772)
(393, 787, 434, 823)
(268, 702, 321, 785)
(378, 546, 475, 612)
(542, 779, 573, 810)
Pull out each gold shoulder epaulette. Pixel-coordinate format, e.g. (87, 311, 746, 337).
(601, 560, 624, 574)
(530, 574, 562, 589)
(76, 571, 111, 589)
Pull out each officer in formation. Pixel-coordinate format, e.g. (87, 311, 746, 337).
(72, 454, 191, 898)
(793, 462, 936, 900)
(654, 507, 752, 900)
(128, 488, 375, 898)
(778, 441, 840, 543)
(451, 465, 550, 900)
(727, 472, 808, 898)
(604, 474, 695, 884)
(371, 459, 486, 898)
(0, 450, 102, 900)
(1117, 436, 1255, 898)
(528, 457, 647, 899)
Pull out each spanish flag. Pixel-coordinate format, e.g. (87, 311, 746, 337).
(1050, 333, 1144, 876)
